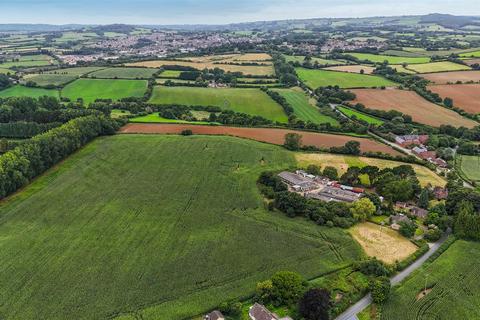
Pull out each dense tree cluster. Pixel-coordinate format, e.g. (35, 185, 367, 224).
(0, 121, 60, 138)
(255, 271, 308, 307)
(272, 53, 298, 86)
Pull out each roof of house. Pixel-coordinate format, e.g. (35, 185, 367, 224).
(249, 303, 278, 320)
(205, 310, 225, 320)
(278, 171, 316, 189)
(391, 214, 410, 224)
(411, 206, 429, 218)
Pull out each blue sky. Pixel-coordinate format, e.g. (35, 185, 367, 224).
(1, 0, 479, 25)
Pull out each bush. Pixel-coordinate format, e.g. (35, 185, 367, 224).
(354, 258, 391, 277)
(369, 276, 391, 304)
(181, 129, 193, 136)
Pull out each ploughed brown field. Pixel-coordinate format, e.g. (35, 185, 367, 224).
(421, 70, 480, 84)
(322, 65, 375, 74)
(428, 84, 480, 114)
(120, 123, 402, 155)
(350, 88, 478, 128)
(464, 59, 480, 66)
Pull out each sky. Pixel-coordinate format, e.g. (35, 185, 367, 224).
(0, 0, 479, 25)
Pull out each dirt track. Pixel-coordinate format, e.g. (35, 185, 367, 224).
(120, 123, 402, 156)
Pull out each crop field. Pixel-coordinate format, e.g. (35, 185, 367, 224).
(0, 134, 363, 319)
(421, 70, 480, 84)
(148, 86, 288, 123)
(120, 123, 403, 155)
(158, 70, 182, 78)
(271, 88, 339, 125)
(125, 59, 274, 76)
(295, 153, 446, 187)
(460, 50, 480, 58)
(456, 155, 480, 184)
(0, 59, 54, 69)
(345, 53, 430, 64)
(0, 68, 13, 74)
(62, 79, 148, 104)
(464, 58, 480, 66)
(337, 106, 384, 125)
(0, 85, 59, 98)
(350, 223, 418, 264)
(427, 84, 480, 114)
(184, 53, 272, 63)
(404, 61, 471, 73)
(296, 68, 396, 89)
(22, 67, 105, 86)
(382, 240, 480, 320)
(88, 67, 158, 79)
(351, 88, 478, 128)
(284, 55, 345, 66)
(323, 65, 376, 74)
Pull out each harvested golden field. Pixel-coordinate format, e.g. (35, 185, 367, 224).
(421, 70, 480, 84)
(428, 84, 480, 114)
(184, 53, 272, 63)
(125, 59, 274, 76)
(350, 223, 418, 265)
(295, 153, 446, 187)
(351, 88, 478, 128)
(120, 123, 403, 155)
(323, 65, 375, 74)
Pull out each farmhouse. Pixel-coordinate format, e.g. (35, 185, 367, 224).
(278, 171, 317, 191)
(204, 310, 225, 320)
(395, 135, 429, 147)
(248, 303, 293, 320)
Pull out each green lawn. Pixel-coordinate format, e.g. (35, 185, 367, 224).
(0, 134, 362, 319)
(148, 86, 289, 123)
(0, 85, 59, 98)
(62, 79, 148, 104)
(338, 106, 384, 125)
(271, 88, 339, 125)
(346, 53, 431, 64)
(456, 155, 480, 184)
(382, 240, 480, 320)
(406, 61, 471, 73)
(89, 67, 158, 79)
(296, 68, 396, 89)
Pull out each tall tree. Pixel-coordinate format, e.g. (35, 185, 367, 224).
(299, 288, 331, 320)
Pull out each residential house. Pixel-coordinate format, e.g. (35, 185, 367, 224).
(205, 310, 225, 320)
(433, 186, 448, 200)
(390, 214, 410, 225)
(249, 303, 293, 320)
(411, 206, 429, 219)
(395, 135, 429, 147)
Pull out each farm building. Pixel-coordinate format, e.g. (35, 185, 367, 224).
(395, 135, 429, 147)
(278, 171, 317, 191)
(308, 186, 361, 203)
(433, 186, 448, 200)
(204, 310, 225, 320)
(248, 303, 293, 320)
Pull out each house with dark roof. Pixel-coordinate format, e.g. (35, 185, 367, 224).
(411, 206, 429, 219)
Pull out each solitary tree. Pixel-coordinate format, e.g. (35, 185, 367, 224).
(350, 198, 376, 222)
(298, 288, 331, 320)
(284, 133, 302, 151)
(323, 166, 338, 180)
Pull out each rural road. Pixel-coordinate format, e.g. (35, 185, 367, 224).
(335, 234, 450, 320)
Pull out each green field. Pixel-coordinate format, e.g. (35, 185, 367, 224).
(158, 70, 182, 78)
(346, 53, 431, 64)
(271, 88, 339, 125)
(23, 67, 105, 86)
(0, 85, 59, 98)
(62, 79, 148, 104)
(89, 67, 158, 79)
(284, 55, 345, 66)
(129, 113, 212, 124)
(382, 240, 480, 320)
(0, 60, 54, 69)
(456, 155, 480, 184)
(406, 61, 471, 73)
(460, 50, 480, 58)
(0, 134, 363, 319)
(149, 86, 289, 123)
(296, 68, 396, 89)
(338, 106, 384, 125)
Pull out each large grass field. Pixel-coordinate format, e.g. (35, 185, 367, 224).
(88, 67, 158, 79)
(460, 50, 480, 58)
(284, 55, 345, 66)
(405, 61, 471, 73)
(271, 88, 339, 125)
(148, 86, 288, 123)
(456, 154, 480, 184)
(62, 79, 148, 104)
(296, 68, 396, 89)
(346, 53, 431, 64)
(382, 240, 480, 320)
(0, 85, 59, 98)
(337, 106, 384, 125)
(0, 134, 363, 319)
(22, 67, 105, 87)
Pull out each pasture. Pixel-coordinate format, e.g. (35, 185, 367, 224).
(62, 79, 148, 104)
(428, 84, 480, 114)
(120, 123, 403, 156)
(382, 240, 480, 320)
(345, 53, 430, 64)
(23, 67, 105, 86)
(129, 114, 211, 125)
(460, 50, 480, 58)
(296, 68, 396, 89)
(0, 85, 59, 98)
(0, 134, 363, 319)
(351, 88, 478, 128)
(456, 155, 480, 184)
(88, 67, 158, 79)
(271, 88, 339, 125)
(295, 153, 446, 187)
(125, 59, 274, 76)
(323, 65, 375, 74)
(337, 106, 384, 125)
(404, 61, 471, 73)
(148, 86, 288, 123)
(158, 70, 182, 78)
(421, 70, 480, 84)
(284, 55, 345, 66)
(350, 223, 418, 265)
